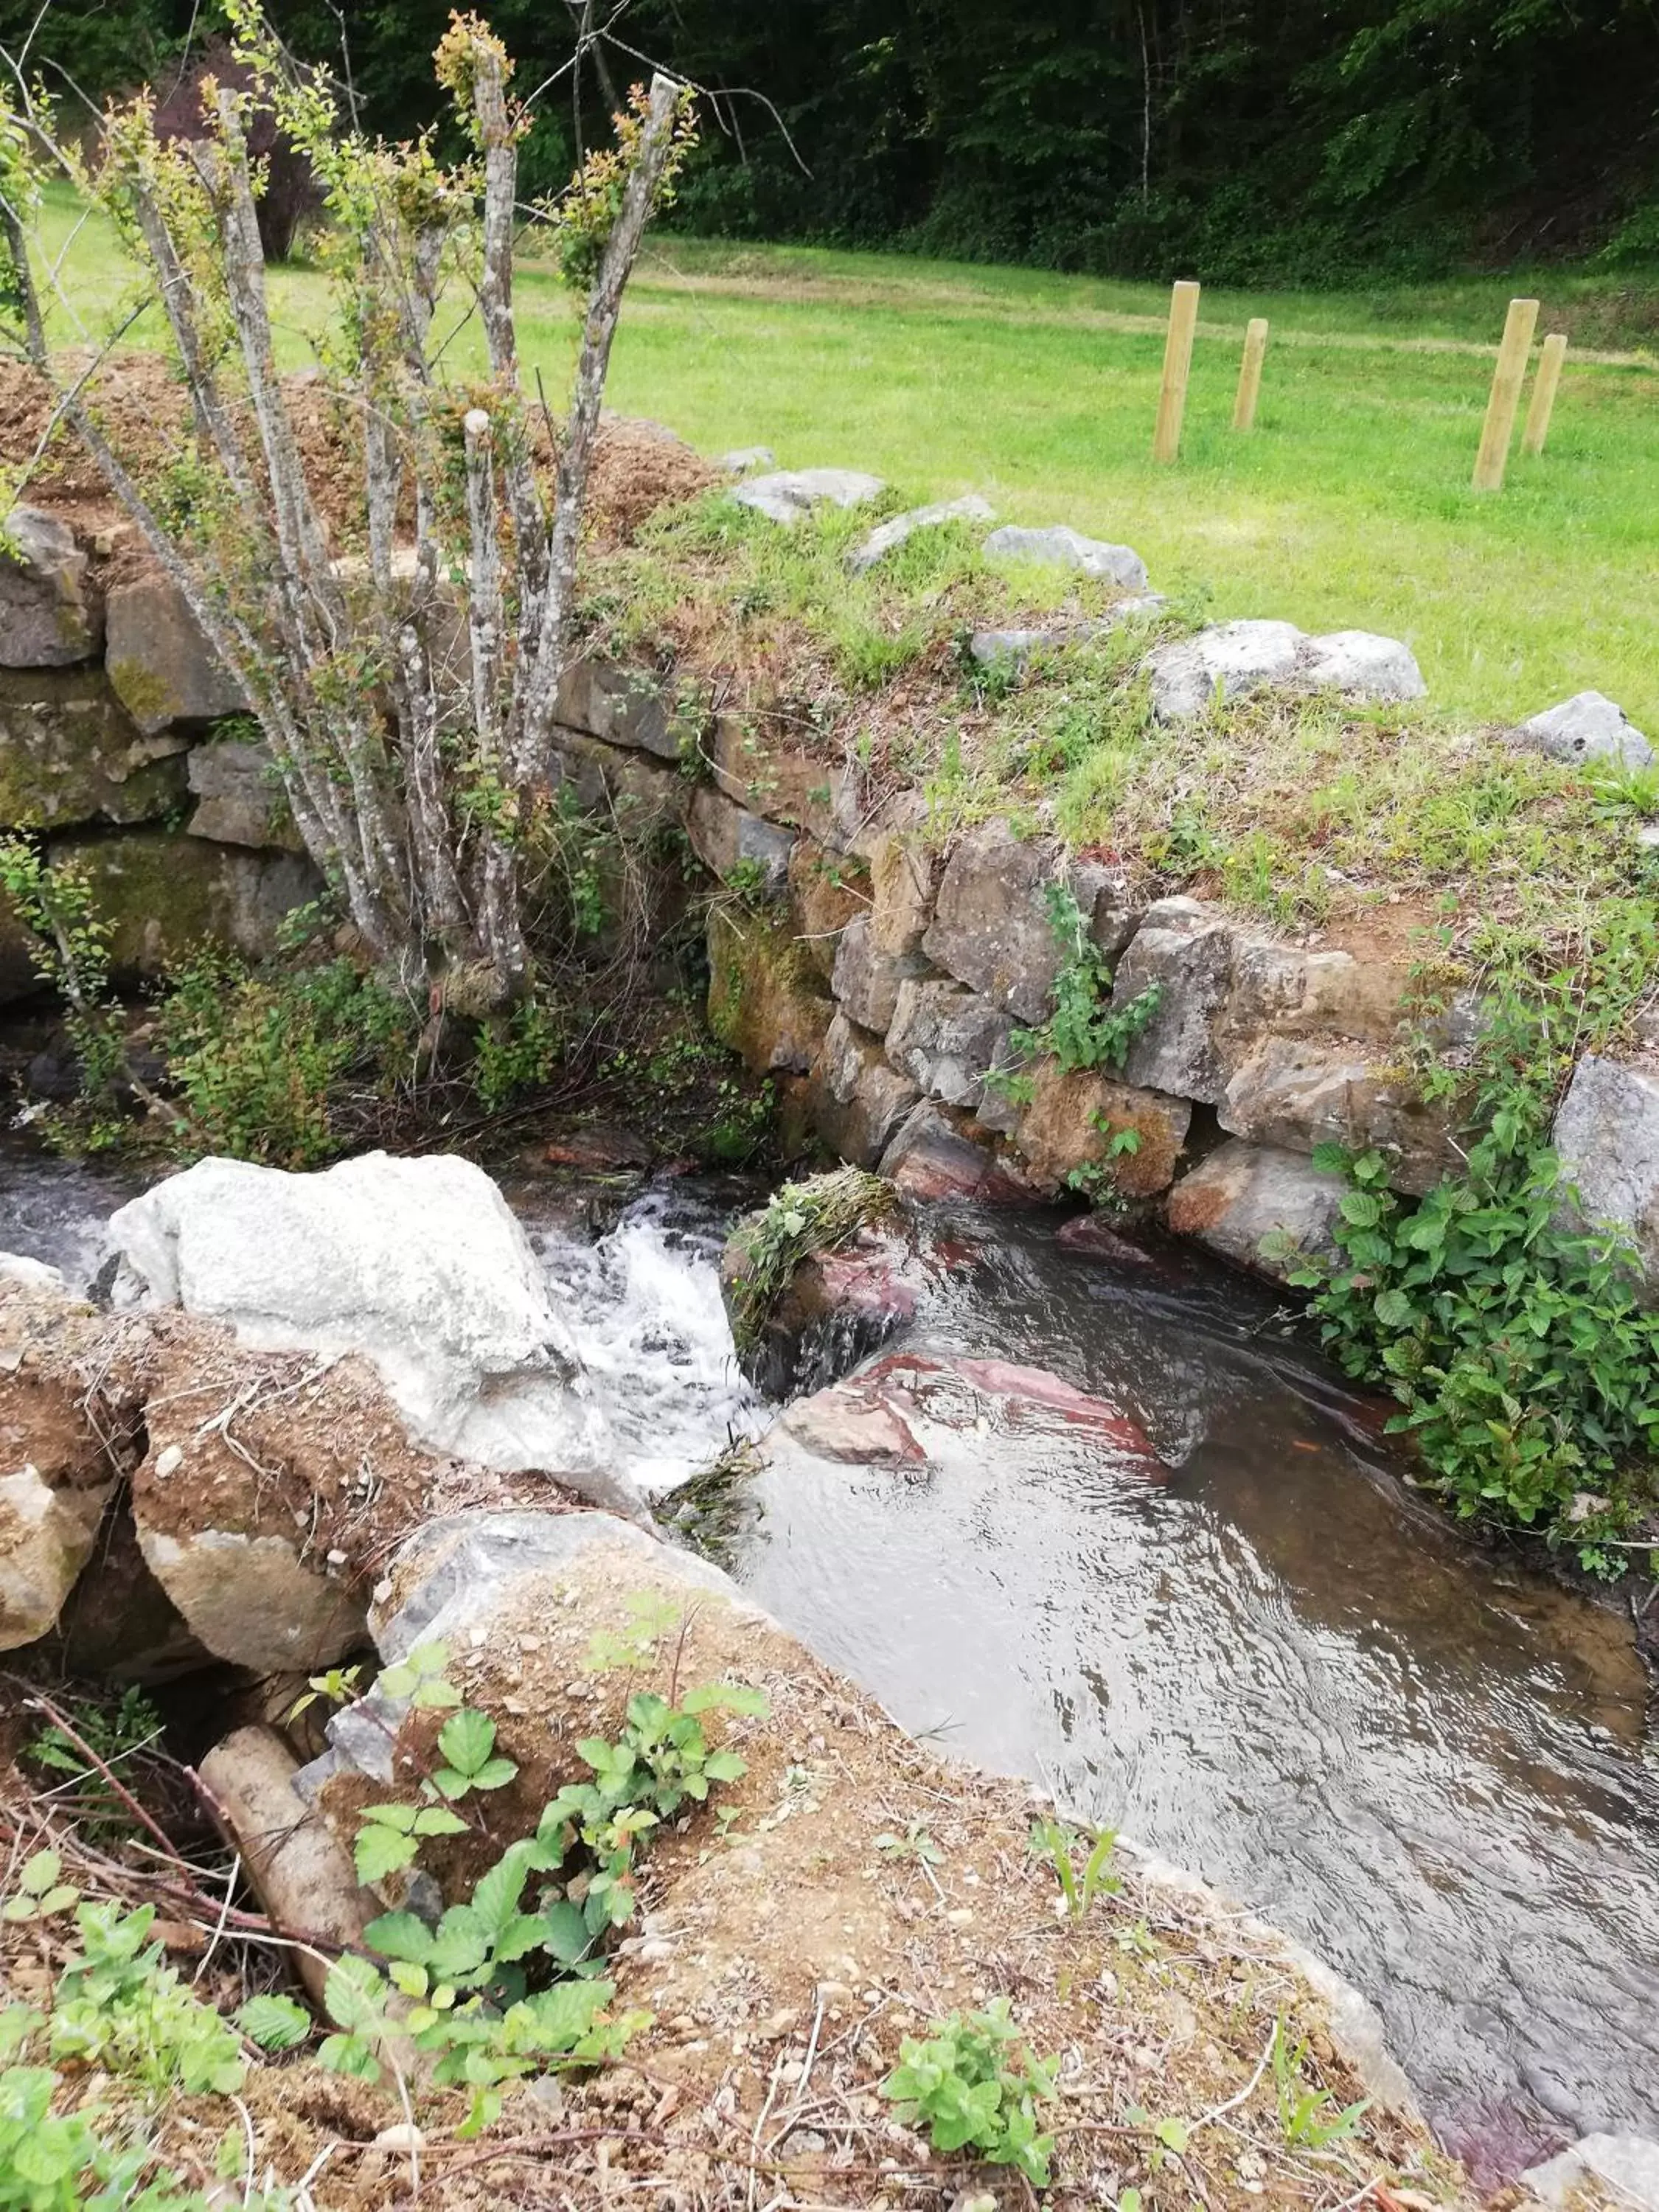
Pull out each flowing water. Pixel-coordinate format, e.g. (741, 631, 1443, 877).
(4, 1145, 1657, 2176)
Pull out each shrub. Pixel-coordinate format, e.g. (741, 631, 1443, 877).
(1282, 995, 1659, 1571)
(155, 951, 413, 1168)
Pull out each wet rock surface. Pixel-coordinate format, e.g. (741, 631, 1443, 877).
(108, 1150, 635, 1512)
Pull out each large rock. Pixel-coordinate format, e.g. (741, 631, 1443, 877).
(1113, 897, 1237, 1102)
(1166, 1138, 1345, 1278)
(885, 978, 1015, 1110)
(1521, 2133, 1659, 2210)
(734, 469, 885, 526)
(1552, 1054, 1659, 1280)
(48, 832, 321, 979)
(0, 1274, 142, 1649)
(1220, 1038, 1455, 1194)
(878, 1099, 1037, 1205)
(1300, 630, 1426, 703)
(686, 785, 794, 892)
(1148, 620, 1303, 722)
(0, 506, 100, 666)
(917, 829, 1138, 1026)
(185, 737, 303, 850)
(106, 1152, 633, 1509)
(922, 821, 1066, 1022)
(868, 830, 942, 955)
(1513, 691, 1654, 772)
(554, 657, 688, 760)
(105, 571, 248, 734)
(806, 1012, 919, 1169)
(982, 524, 1148, 591)
(133, 1523, 365, 1674)
(787, 839, 867, 980)
(706, 904, 834, 1077)
(709, 717, 860, 843)
(1013, 1062, 1191, 1197)
(1148, 620, 1425, 723)
(1217, 939, 1407, 1058)
(831, 914, 926, 1033)
(547, 727, 688, 834)
(847, 494, 995, 575)
(0, 668, 188, 830)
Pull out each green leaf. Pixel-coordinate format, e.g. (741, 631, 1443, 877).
(1373, 1287, 1416, 1329)
(237, 1992, 313, 2051)
(355, 1823, 420, 1884)
(322, 1953, 387, 2036)
(538, 1900, 594, 1964)
(364, 1910, 435, 1965)
(411, 1806, 469, 1837)
(437, 1708, 498, 1778)
(682, 1681, 771, 1718)
(1154, 2115, 1190, 2152)
(702, 1750, 747, 1784)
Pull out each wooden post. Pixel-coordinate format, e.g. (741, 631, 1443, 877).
(1522, 332, 1568, 456)
(1232, 316, 1269, 430)
(1471, 296, 1540, 491)
(1152, 279, 1200, 462)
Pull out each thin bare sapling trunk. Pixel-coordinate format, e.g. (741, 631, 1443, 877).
(0, 9, 692, 1004)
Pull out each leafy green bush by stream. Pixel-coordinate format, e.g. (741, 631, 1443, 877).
(1281, 991, 1659, 1571)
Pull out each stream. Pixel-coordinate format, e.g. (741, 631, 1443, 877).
(4, 1147, 1658, 2180)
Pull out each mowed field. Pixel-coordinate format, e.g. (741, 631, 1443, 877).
(32, 184, 1659, 729)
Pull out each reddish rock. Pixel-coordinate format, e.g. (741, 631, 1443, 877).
(1054, 1215, 1161, 1265)
(878, 1101, 1038, 1206)
(779, 1385, 924, 1465)
(860, 1352, 1160, 1462)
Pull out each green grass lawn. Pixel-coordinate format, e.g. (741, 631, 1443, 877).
(28, 184, 1659, 731)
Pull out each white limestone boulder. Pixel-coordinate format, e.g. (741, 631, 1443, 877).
(1149, 620, 1425, 723)
(1513, 691, 1654, 771)
(108, 1152, 631, 1509)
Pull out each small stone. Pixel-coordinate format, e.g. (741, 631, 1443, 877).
(153, 1444, 183, 1480)
(720, 446, 775, 475)
(1514, 690, 1653, 771)
(847, 494, 995, 575)
(371, 2124, 425, 2153)
(734, 468, 885, 526)
(983, 522, 1147, 591)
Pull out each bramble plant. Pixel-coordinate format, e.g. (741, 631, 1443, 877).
(1279, 984, 1659, 1569)
(321, 1615, 766, 2129)
(881, 2000, 1059, 2185)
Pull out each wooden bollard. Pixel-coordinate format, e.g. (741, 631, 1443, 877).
(1152, 279, 1200, 463)
(1472, 296, 1539, 491)
(1232, 317, 1269, 430)
(1522, 332, 1568, 456)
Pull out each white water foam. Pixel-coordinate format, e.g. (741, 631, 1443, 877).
(526, 1186, 767, 1494)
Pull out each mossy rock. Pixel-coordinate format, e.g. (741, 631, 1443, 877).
(707, 903, 834, 1078)
(49, 830, 321, 981)
(0, 667, 189, 831)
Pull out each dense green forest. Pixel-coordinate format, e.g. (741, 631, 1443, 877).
(4, 0, 1656, 279)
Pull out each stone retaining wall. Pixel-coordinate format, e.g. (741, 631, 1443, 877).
(0, 510, 320, 995)
(550, 654, 1659, 1289)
